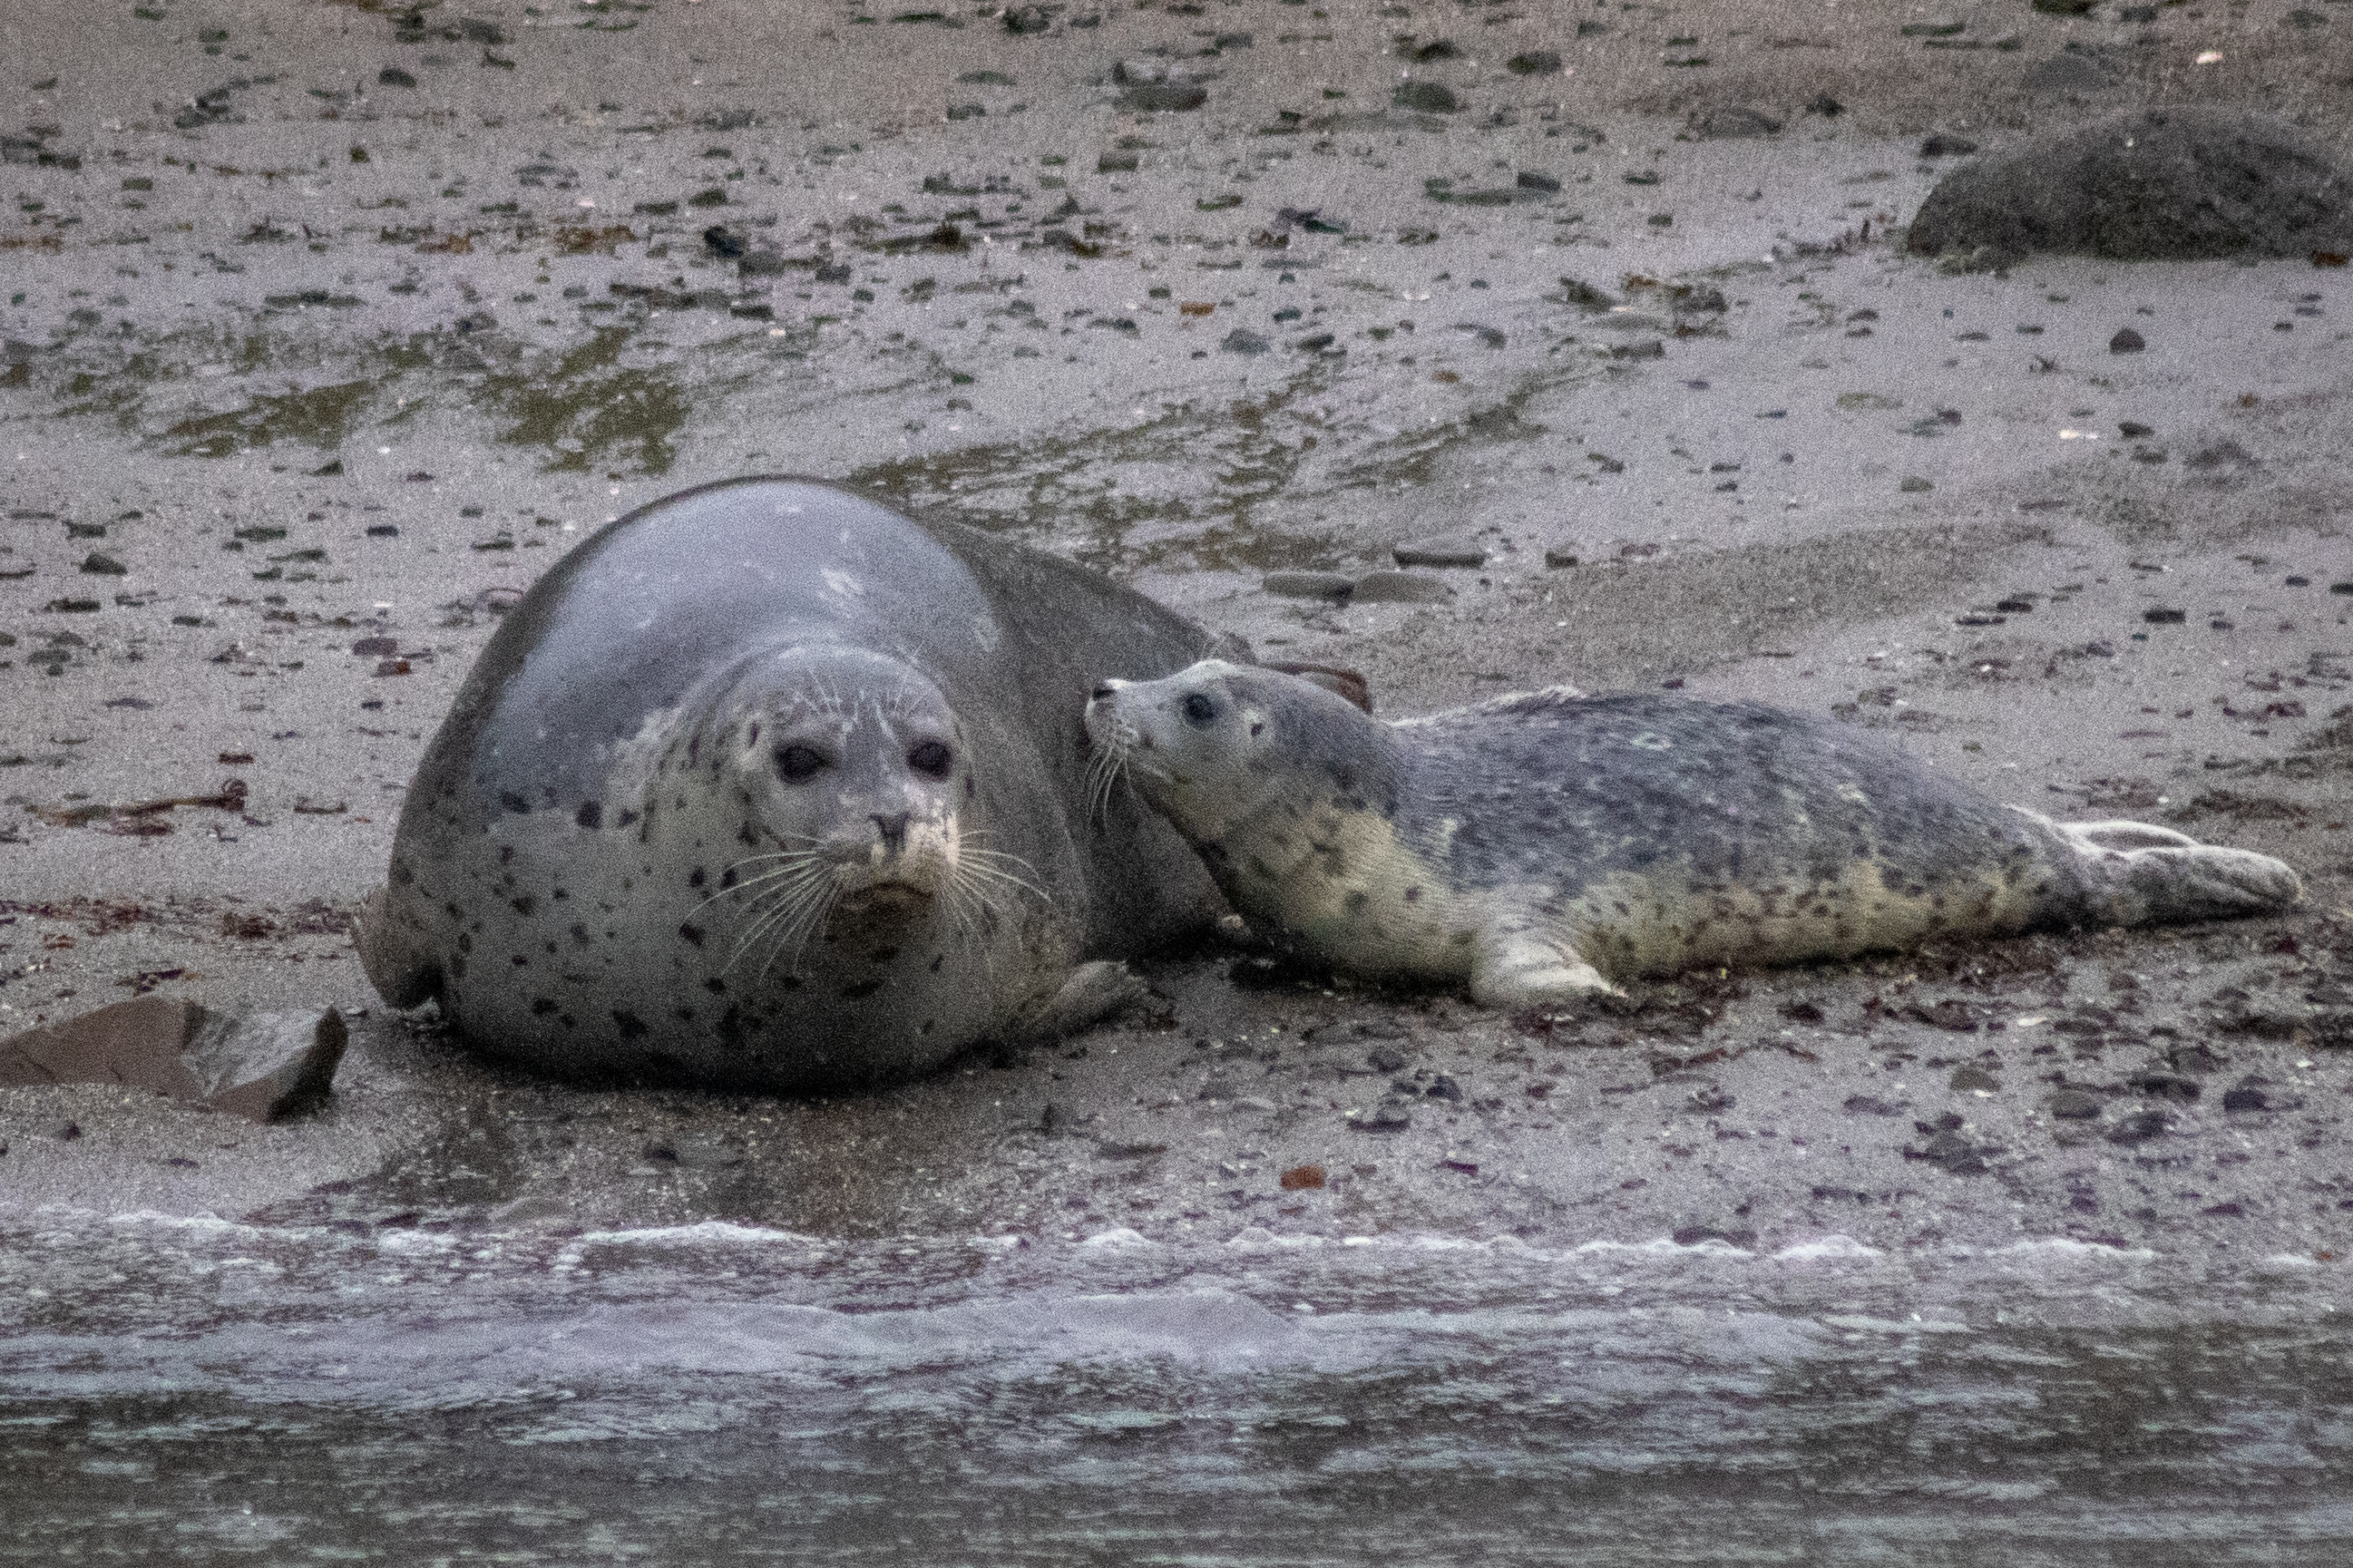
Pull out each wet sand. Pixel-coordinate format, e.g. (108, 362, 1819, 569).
(2, 0, 2350, 1261)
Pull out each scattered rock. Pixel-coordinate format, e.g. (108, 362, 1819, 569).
(1694, 107, 1782, 140)
(1948, 1063, 2001, 1092)
(1392, 81, 1458, 114)
(2110, 326, 2145, 353)
(1279, 1163, 1325, 1190)
(2105, 1108, 2170, 1144)
(1352, 1097, 1413, 1132)
(1352, 570, 1452, 604)
(1391, 535, 1488, 569)
(1219, 327, 1269, 355)
(1907, 110, 2353, 265)
(1507, 51, 1563, 75)
(2048, 1088, 2105, 1119)
(1262, 570, 1354, 601)
(1673, 1224, 1756, 1249)
(1920, 132, 1978, 158)
(0, 998, 346, 1123)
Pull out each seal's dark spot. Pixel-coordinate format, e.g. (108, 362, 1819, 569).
(868, 946, 900, 964)
(931, 955, 944, 971)
(450, 955, 468, 978)
(839, 979, 884, 999)
(618, 808, 640, 828)
(1345, 891, 1369, 914)
(719, 867, 737, 889)
(705, 977, 727, 992)
(688, 867, 706, 887)
(510, 896, 535, 916)
(532, 997, 557, 1016)
(679, 922, 705, 945)
(1404, 885, 1423, 902)
(499, 790, 530, 814)
(612, 1009, 649, 1040)
(575, 799, 602, 830)
(570, 922, 592, 945)
(456, 932, 473, 954)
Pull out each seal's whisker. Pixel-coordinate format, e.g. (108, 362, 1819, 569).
(695, 855, 831, 916)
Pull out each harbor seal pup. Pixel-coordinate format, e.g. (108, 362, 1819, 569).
(1084, 661, 2303, 1007)
(359, 478, 1230, 1089)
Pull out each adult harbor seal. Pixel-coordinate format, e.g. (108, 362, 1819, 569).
(359, 478, 1230, 1089)
(1084, 661, 2303, 1007)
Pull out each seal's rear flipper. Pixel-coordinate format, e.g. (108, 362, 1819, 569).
(1469, 926, 1624, 1008)
(1018, 959, 1148, 1040)
(2049, 820, 2304, 927)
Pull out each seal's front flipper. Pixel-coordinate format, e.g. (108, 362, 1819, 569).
(1468, 925, 1623, 1008)
(356, 883, 440, 1008)
(1018, 959, 1148, 1040)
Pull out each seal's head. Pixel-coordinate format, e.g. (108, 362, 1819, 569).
(1084, 658, 1396, 845)
(694, 645, 979, 970)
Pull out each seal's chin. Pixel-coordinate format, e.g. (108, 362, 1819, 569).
(836, 881, 933, 917)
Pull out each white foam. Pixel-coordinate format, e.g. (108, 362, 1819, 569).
(1992, 1237, 2159, 1264)
(1821, 1313, 1973, 1335)
(1771, 1235, 1883, 1262)
(572, 1221, 819, 1248)
(1079, 1226, 1153, 1248)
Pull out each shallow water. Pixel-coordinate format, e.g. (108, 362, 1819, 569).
(5, 1212, 2350, 1563)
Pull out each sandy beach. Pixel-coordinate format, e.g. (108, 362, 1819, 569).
(4, 0, 2351, 1257)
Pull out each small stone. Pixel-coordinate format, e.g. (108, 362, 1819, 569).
(1261, 570, 1355, 601)
(1609, 337, 1665, 360)
(1279, 1163, 1326, 1190)
(1425, 1074, 1463, 1102)
(1842, 1095, 1904, 1116)
(2048, 1089, 2104, 1119)
(2142, 607, 2187, 624)
(1351, 570, 1452, 604)
(78, 552, 127, 576)
(2105, 1108, 2169, 1144)
(1515, 170, 1561, 193)
(738, 250, 790, 278)
(1392, 535, 1488, 569)
(701, 225, 745, 258)
(1366, 1044, 1410, 1073)
(1097, 151, 1139, 172)
(2220, 1081, 2274, 1113)
(1122, 82, 1207, 112)
(1695, 107, 1782, 140)
(1948, 1063, 2000, 1092)
(377, 66, 417, 89)
(2109, 327, 2145, 353)
(1543, 547, 1581, 569)
(1507, 51, 1562, 75)
(1392, 81, 1458, 114)
(1673, 1224, 1757, 1249)
(1920, 132, 1978, 157)
(2127, 1070, 2201, 1102)
(2118, 420, 2153, 437)
(1899, 476, 1934, 492)
(1354, 1097, 1413, 1132)
(1219, 327, 1269, 355)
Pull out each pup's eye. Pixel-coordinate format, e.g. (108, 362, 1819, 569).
(1181, 693, 1217, 726)
(776, 745, 826, 783)
(907, 740, 953, 778)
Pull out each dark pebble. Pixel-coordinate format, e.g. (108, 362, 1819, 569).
(377, 66, 416, 88)
(1366, 1044, 1410, 1073)
(1672, 1225, 1757, 1249)
(1352, 570, 1451, 604)
(2048, 1089, 2104, 1119)
(1507, 51, 1562, 75)
(1920, 132, 1978, 157)
(1356, 1098, 1413, 1132)
(2105, 1109, 2169, 1144)
(1392, 81, 1458, 114)
(2119, 420, 2153, 437)
(1392, 535, 1488, 568)
(2221, 1083, 2273, 1113)
(2128, 1070, 2201, 1102)
(2143, 607, 2186, 624)
(1425, 1074, 1463, 1102)
(2110, 327, 2145, 353)
(702, 225, 745, 258)
(1262, 570, 1353, 601)
(1219, 327, 1269, 355)
(78, 552, 127, 576)
(1949, 1064, 2001, 1092)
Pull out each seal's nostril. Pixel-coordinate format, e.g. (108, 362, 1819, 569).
(1090, 685, 1116, 701)
(873, 812, 911, 852)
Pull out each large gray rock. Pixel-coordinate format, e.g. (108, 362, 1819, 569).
(1907, 109, 2353, 265)
(0, 998, 347, 1122)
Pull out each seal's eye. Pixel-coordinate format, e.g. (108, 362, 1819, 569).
(1181, 693, 1217, 727)
(907, 740, 953, 779)
(775, 745, 827, 784)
